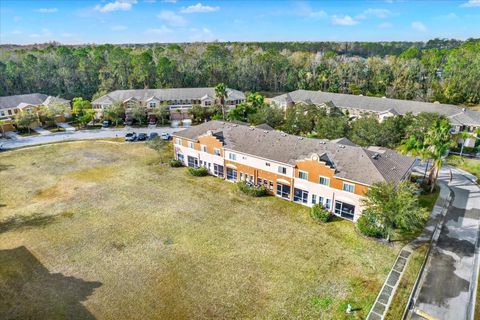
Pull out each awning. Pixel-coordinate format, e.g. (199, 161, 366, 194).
(276, 178, 291, 185)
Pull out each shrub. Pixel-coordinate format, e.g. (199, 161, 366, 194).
(169, 159, 183, 167)
(237, 181, 268, 197)
(188, 166, 209, 176)
(356, 211, 386, 238)
(310, 204, 331, 223)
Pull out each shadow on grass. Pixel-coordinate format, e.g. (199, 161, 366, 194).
(0, 246, 101, 319)
(0, 213, 57, 233)
(0, 164, 15, 172)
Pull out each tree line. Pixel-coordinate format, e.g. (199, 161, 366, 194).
(0, 39, 479, 105)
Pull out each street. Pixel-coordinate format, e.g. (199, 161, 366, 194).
(412, 165, 480, 320)
(0, 126, 181, 150)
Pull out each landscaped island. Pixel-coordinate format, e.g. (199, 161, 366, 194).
(0, 141, 398, 319)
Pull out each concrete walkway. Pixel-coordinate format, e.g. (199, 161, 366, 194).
(56, 122, 76, 132)
(410, 165, 480, 320)
(32, 127, 51, 135)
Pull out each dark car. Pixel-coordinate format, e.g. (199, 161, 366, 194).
(102, 120, 110, 128)
(149, 132, 159, 140)
(125, 132, 137, 142)
(137, 133, 148, 141)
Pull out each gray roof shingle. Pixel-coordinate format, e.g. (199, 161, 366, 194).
(92, 87, 245, 105)
(174, 121, 415, 186)
(0, 93, 69, 110)
(271, 90, 480, 126)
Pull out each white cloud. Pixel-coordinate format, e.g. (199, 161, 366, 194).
(111, 25, 128, 31)
(36, 8, 58, 13)
(146, 25, 173, 34)
(29, 28, 52, 38)
(378, 22, 393, 29)
(438, 12, 459, 20)
(461, 0, 480, 7)
(158, 10, 187, 26)
(309, 10, 327, 18)
(144, 0, 156, 3)
(411, 21, 427, 32)
(11, 30, 22, 35)
(189, 26, 216, 41)
(362, 8, 391, 18)
(161, 0, 177, 2)
(94, 0, 137, 13)
(331, 15, 358, 26)
(180, 3, 220, 14)
(61, 32, 74, 37)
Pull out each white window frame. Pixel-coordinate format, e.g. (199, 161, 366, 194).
(229, 153, 236, 161)
(188, 141, 194, 149)
(175, 138, 182, 145)
(278, 166, 287, 175)
(214, 148, 221, 156)
(201, 144, 207, 152)
(319, 176, 330, 186)
(298, 170, 308, 180)
(342, 182, 355, 193)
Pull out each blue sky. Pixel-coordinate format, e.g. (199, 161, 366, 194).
(1, 0, 479, 44)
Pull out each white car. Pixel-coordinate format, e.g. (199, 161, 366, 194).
(161, 132, 171, 140)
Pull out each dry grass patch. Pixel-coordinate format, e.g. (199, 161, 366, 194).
(0, 141, 399, 319)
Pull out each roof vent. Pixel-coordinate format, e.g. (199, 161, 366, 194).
(264, 130, 268, 133)
(339, 145, 345, 148)
(232, 124, 238, 127)
(320, 141, 326, 144)
(281, 133, 287, 137)
(298, 137, 303, 140)
(382, 96, 386, 99)
(462, 107, 466, 112)
(249, 127, 255, 130)
(372, 153, 380, 159)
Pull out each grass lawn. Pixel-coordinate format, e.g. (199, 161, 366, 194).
(447, 155, 480, 180)
(0, 141, 398, 319)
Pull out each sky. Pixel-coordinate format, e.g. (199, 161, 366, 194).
(1, 0, 480, 45)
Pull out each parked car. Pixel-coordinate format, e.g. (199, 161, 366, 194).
(148, 119, 157, 125)
(161, 132, 171, 140)
(125, 118, 133, 126)
(125, 132, 137, 142)
(149, 132, 159, 140)
(137, 133, 148, 141)
(102, 120, 110, 128)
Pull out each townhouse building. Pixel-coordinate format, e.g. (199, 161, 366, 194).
(0, 93, 70, 132)
(172, 121, 416, 221)
(91, 87, 245, 122)
(272, 89, 480, 147)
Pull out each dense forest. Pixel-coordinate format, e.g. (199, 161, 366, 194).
(0, 38, 479, 105)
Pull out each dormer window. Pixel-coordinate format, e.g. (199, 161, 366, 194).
(149, 102, 156, 108)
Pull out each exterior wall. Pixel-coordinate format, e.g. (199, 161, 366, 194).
(173, 136, 224, 176)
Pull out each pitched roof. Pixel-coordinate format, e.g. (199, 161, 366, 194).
(0, 93, 70, 110)
(92, 87, 245, 105)
(174, 121, 415, 186)
(271, 89, 480, 126)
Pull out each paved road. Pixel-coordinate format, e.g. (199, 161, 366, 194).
(412, 165, 480, 320)
(0, 126, 181, 150)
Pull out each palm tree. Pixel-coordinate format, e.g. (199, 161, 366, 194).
(424, 118, 453, 192)
(454, 130, 473, 157)
(399, 135, 432, 182)
(214, 83, 228, 120)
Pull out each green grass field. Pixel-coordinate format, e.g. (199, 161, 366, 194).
(447, 155, 480, 180)
(0, 141, 399, 319)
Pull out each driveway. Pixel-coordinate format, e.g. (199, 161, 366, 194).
(411, 165, 480, 320)
(56, 122, 76, 132)
(32, 127, 51, 135)
(0, 127, 180, 150)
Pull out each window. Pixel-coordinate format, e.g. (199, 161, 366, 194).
(263, 179, 268, 187)
(176, 153, 184, 162)
(149, 102, 156, 108)
(214, 148, 221, 156)
(7, 110, 12, 115)
(319, 196, 324, 205)
(229, 153, 237, 161)
(334, 201, 355, 220)
(187, 156, 198, 168)
(250, 175, 254, 183)
(257, 178, 262, 186)
(312, 194, 317, 204)
(293, 188, 309, 204)
(214, 164, 224, 176)
(265, 162, 271, 167)
(240, 172, 243, 181)
(342, 182, 355, 193)
(319, 176, 330, 186)
(188, 141, 194, 149)
(269, 181, 274, 191)
(278, 166, 287, 175)
(298, 171, 308, 180)
(325, 198, 331, 209)
(276, 184, 291, 199)
(201, 144, 207, 152)
(175, 138, 182, 145)
(226, 168, 237, 181)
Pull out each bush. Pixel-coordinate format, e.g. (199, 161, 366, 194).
(169, 159, 183, 167)
(356, 211, 386, 238)
(237, 181, 268, 197)
(188, 166, 209, 176)
(310, 204, 331, 223)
